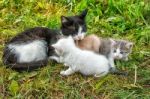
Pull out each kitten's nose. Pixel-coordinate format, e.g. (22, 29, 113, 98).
(115, 55, 120, 59)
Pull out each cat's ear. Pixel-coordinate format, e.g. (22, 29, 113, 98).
(126, 42, 133, 49)
(110, 39, 116, 46)
(52, 44, 63, 53)
(61, 16, 69, 23)
(52, 44, 59, 49)
(79, 9, 88, 19)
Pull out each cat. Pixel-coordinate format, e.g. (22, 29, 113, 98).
(3, 9, 88, 71)
(52, 36, 110, 77)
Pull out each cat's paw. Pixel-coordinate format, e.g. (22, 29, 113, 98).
(73, 34, 85, 40)
(60, 71, 67, 76)
(60, 68, 74, 76)
(79, 34, 85, 40)
(64, 63, 69, 67)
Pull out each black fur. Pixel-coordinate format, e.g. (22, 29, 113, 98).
(61, 9, 87, 36)
(3, 9, 88, 71)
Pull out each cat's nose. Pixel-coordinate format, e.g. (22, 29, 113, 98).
(115, 55, 120, 59)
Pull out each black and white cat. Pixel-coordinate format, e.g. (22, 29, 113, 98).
(3, 9, 88, 71)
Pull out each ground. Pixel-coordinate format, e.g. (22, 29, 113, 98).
(0, 0, 150, 98)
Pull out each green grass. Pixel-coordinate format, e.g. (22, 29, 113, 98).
(0, 0, 150, 98)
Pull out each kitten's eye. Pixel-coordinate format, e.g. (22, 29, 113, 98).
(114, 50, 116, 53)
(124, 51, 128, 54)
(120, 51, 124, 54)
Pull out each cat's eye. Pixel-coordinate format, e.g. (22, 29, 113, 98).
(120, 52, 124, 54)
(114, 50, 116, 53)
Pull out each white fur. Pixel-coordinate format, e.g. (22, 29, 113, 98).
(78, 26, 82, 34)
(74, 26, 85, 40)
(8, 40, 47, 63)
(114, 48, 123, 59)
(52, 36, 109, 77)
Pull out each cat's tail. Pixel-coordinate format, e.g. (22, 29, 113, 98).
(4, 60, 48, 72)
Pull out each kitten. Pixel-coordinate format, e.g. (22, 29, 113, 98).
(113, 40, 133, 61)
(52, 36, 110, 77)
(3, 9, 88, 71)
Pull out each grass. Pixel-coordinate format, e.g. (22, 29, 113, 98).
(0, 0, 150, 98)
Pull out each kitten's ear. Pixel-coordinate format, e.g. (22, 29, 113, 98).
(52, 44, 63, 52)
(52, 44, 59, 49)
(61, 16, 69, 23)
(126, 42, 133, 49)
(51, 44, 60, 50)
(79, 9, 88, 19)
(110, 39, 116, 46)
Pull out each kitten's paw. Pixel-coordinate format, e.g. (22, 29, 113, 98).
(74, 36, 80, 40)
(64, 63, 69, 67)
(60, 71, 67, 76)
(60, 68, 74, 76)
(79, 34, 85, 40)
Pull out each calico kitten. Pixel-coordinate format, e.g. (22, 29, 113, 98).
(3, 9, 88, 71)
(52, 36, 110, 77)
(75, 34, 101, 53)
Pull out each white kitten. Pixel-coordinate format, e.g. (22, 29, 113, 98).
(52, 36, 110, 77)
